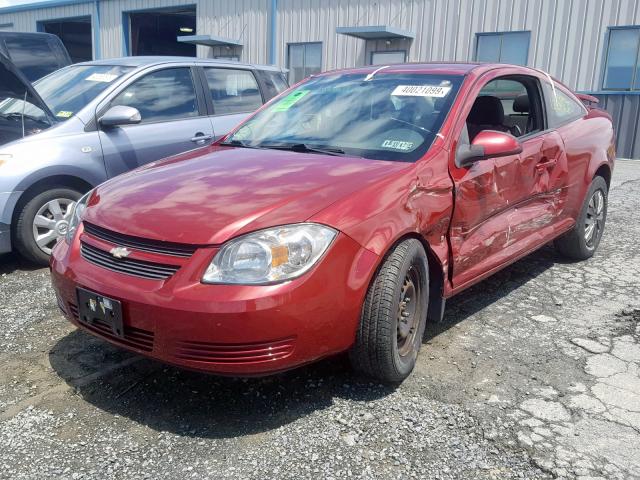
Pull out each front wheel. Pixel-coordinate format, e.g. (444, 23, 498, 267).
(349, 239, 429, 383)
(555, 176, 608, 260)
(14, 187, 82, 266)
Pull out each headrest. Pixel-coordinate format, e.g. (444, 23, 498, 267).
(468, 95, 504, 125)
(513, 94, 530, 113)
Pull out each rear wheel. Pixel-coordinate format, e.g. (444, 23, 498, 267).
(349, 239, 429, 383)
(14, 187, 82, 266)
(554, 176, 608, 260)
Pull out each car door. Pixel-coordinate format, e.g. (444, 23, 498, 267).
(200, 67, 264, 139)
(98, 66, 214, 178)
(448, 73, 563, 290)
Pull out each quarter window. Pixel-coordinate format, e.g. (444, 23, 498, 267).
(111, 68, 199, 123)
(603, 27, 640, 90)
(287, 42, 322, 84)
(475, 31, 530, 65)
(543, 82, 586, 127)
(204, 68, 262, 115)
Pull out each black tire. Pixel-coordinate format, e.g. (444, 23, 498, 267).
(349, 239, 429, 383)
(554, 176, 608, 261)
(14, 187, 83, 266)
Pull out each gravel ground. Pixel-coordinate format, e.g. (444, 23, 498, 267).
(1, 160, 639, 480)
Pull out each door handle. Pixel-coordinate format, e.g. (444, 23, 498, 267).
(535, 158, 557, 173)
(190, 133, 214, 143)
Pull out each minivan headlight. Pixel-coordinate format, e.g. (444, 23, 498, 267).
(202, 223, 337, 284)
(65, 190, 92, 243)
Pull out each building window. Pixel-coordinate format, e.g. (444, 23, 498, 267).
(371, 51, 406, 65)
(287, 42, 322, 84)
(603, 26, 640, 90)
(475, 31, 530, 65)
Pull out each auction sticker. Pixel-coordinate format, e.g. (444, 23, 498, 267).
(86, 73, 118, 83)
(273, 90, 310, 112)
(391, 85, 451, 97)
(381, 139, 415, 151)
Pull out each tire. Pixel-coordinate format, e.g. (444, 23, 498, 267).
(14, 187, 83, 266)
(349, 239, 429, 383)
(554, 176, 608, 261)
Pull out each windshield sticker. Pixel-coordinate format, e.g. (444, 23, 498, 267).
(86, 73, 118, 83)
(381, 139, 415, 151)
(391, 85, 451, 98)
(56, 111, 73, 118)
(272, 90, 310, 112)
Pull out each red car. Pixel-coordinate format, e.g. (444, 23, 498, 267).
(50, 63, 615, 382)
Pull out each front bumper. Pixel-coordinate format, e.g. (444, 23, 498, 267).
(50, 227, 378, 376)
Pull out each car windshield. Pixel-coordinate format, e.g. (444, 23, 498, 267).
(0, 64, 133, 123)
(226, 72, 463, 162)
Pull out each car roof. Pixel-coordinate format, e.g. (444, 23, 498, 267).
(74, 56, 284, 72)
(319, 62, 540, 77)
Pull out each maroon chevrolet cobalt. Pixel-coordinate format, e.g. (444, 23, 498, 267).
(50, 63, 615, 382)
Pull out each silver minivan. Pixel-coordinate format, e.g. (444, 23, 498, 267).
(0, 55, 288, 264)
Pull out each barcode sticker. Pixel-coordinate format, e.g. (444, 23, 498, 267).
(391, 85, 451, 97)
(86, 73, 118, 83)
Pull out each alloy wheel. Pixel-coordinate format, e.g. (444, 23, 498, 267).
(31, 198, 75, 255)
(584, 189, 605, 249)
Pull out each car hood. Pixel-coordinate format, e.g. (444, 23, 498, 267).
(0, 52, 54, 120)
(84, 146, 410, 245)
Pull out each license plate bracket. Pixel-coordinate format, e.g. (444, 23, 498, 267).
(76, 287, 124, 338)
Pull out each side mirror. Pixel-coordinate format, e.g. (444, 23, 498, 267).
(456, 130, 522, 168)
(99, 105, 141, 128)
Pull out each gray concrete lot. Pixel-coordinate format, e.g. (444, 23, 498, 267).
(1, 160, 639, 480)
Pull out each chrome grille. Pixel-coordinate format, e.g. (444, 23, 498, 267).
(80, 242, 180, 280)
(83, 222, 197, 258)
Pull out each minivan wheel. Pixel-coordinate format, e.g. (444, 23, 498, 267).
(554, 176, 608, 261)
(14, 187, 82, 266)
(349, 239, 429, 383)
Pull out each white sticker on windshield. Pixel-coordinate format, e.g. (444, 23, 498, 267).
(381, 139, 415, 151)
(391, 85, 451, 97)
(86, 73, 118, 83)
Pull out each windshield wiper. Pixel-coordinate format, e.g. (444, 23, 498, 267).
(218, 139, 261, 149)
(258, 143, 346, 156)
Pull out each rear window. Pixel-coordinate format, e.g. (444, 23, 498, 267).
(3, 35, 65, 81)
(204, 68, 263, 115)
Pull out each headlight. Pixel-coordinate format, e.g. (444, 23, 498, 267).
(202, 223, 337, 284)
(65, 190, 93, 243)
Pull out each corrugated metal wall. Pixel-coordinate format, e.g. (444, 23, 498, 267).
(1, 0, 639, 91)
(593, 94, 640, 159)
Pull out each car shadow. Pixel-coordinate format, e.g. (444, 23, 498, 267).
(0, 252, 44, 274)
(48, 245, 560, 439)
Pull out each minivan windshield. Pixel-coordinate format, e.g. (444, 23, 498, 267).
(0, 64, 133, 124)
(226, 72, 463, 162)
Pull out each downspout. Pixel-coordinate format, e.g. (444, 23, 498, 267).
(269, 0, 277, 65)
(93, 0, 101, 59)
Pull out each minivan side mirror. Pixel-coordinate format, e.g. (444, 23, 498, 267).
(455, 130, 523, 168)
(99, 105, 142, 128)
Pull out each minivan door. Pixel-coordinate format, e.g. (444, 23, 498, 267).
(98, 66, 214, 178)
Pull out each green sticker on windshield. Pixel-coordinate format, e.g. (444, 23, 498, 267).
(56, 111, 73, 118)
(272, 90, 310, 112)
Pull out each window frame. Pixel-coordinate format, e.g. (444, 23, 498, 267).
(286, 42, 323, 84)
(200, 66, 264, 116)
(369, 50, 407, 66)
(104, 65, 207, 126)
(474, 31, 531, 65)
(601, 25, 640, 92)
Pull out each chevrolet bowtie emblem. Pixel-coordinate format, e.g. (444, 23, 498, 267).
(109, 246, 131, 259)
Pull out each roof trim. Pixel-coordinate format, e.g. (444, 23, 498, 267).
(336, 25, 415, 40)
(177, 34, 243, 48)
(0, 0, 93, 14)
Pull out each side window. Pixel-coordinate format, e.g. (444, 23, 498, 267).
(466, 76, 542, 142)
(542, 83, 586, 127)
(204, 68, 263, 115)
(111, 68, 199, 123)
